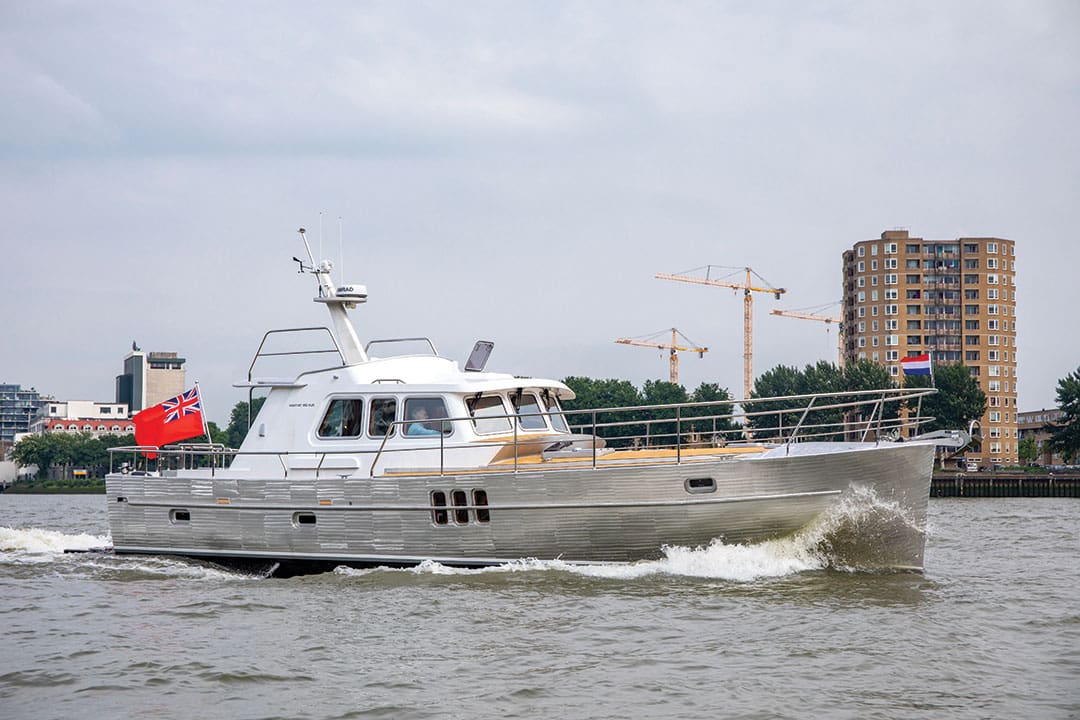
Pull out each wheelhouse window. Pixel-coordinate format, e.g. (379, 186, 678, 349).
(466, 395, 512, 434)
(404, 397, 451, 437)
(317, 398, 364, 438)
(511, 392, 547, 430)
(368, 397, 397, 438)
(542, 392, 570, 433)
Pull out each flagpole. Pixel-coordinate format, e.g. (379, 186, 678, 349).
(196, 381, 212, 444)
(929, 350, 935, 388)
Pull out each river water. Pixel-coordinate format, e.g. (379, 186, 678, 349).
(1, 493, 1077, 720)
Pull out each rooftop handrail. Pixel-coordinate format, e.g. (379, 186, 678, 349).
(364, 337, 439, 357)
(246, 326, 345, 383)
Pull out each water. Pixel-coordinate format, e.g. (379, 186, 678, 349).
(1, 494, 1077, 720)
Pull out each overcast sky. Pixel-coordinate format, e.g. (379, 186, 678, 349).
(2, 1, 1077, 425)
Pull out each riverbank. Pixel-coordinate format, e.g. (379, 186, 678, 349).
(2, 480, 105, 494)
(931, 470, 1080, 498)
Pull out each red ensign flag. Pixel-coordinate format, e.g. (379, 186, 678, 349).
(133, 386, 206, 450)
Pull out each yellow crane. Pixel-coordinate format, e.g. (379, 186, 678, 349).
(614, 328, 708, 385)
(770, 303, 844, 367)
(656, 266, 785, 399)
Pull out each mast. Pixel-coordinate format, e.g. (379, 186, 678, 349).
(298, 227, 368, 365)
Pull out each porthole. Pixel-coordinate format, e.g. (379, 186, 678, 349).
(170, 509, 190, 523)
(685, 477, 716, 494)
(292, 512, 317, 527)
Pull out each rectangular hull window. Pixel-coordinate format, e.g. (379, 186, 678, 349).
(472, 489, 490, 523)
(451, 490, 469, 524)
(431, 491, 449, 525)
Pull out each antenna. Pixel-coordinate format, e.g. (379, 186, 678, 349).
(298, 227, 315, 268)
(318, 211, 324, 262)
(339, 216, 344, 286)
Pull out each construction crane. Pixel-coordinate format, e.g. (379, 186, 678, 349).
(770, 303, 844, 367)
(614, 328, 708, 384)
(656, 266, 785, 399)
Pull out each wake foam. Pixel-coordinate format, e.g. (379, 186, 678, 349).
(0, 526, 110, 554)
(334, 540, 824, 582)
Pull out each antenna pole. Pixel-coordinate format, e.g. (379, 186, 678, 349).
(298, 228, 315, 267)
(339, 216, 344, 286)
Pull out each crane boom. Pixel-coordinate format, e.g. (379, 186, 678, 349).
(656, 267, 785, 399)
(770, 308, 844, 367)
(614, 328, 708, 384)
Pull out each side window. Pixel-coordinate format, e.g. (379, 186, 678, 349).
(466, 395, 512, 434)
(368, 397, 397, 438)
(404, 397, 451, 437)
(543, 393, 570, 433)
(318, 398, 364, 438)
(512, 392, 547, 430)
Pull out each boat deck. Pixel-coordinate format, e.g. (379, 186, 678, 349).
(382, 444, 768, 476)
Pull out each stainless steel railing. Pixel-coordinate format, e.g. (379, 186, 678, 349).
(108, 386, 939, 478)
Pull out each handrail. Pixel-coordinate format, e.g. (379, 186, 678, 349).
(108, 387, 940, 479)
(247, 326, 345, 382)
(244, 326, 345, 431)
(364, 337, 439, 356)
(785, 395, 817, 455)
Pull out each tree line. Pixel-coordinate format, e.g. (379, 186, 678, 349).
(10, 363, 1080, 479)
(10, 397, 265, 482)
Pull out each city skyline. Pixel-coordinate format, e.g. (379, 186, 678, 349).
(2, 3, 1077, 424)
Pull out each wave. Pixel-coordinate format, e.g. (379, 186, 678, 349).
(0, 526, 110, 554)
(0, 526, 257, 581)
(333, 539, 824, 582)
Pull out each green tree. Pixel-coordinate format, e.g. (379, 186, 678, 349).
(640, 380, 688, 447)
(685, 382, 737, 441)
(11, 431, 135, 481)
(841, 359, 901, 438)
(1046, 366, 1080, 463)
(843, 358, 896, 392)
(181, 421, 228, 446)
(748, 360, 899, 440)
(749, 362, 848, 439)
(561, 376, 644, 447)
(225, 397, 267, 448)
(746, 364, 805, 439)
(904, 363, 987, 433)
(11, 433, 54, 478)
(1017, 436, 1038, 465)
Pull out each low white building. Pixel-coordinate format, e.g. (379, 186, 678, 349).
(30, 400, 134, 437)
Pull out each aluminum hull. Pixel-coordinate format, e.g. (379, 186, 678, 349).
(105, 441, 935, 574)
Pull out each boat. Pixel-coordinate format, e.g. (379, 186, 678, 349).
(105, 229, 965, 576)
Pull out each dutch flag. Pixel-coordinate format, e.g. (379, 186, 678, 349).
(900, 353, 933, 376)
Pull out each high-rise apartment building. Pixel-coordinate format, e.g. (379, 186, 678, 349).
(842, 230, 1018, 468)
(115, 349, 186, 412)
(0, 384, 48, 447)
